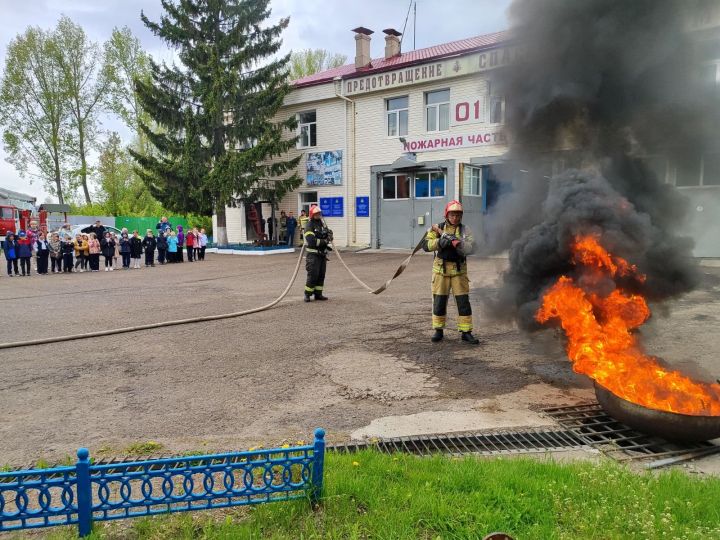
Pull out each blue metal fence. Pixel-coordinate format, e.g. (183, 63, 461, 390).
(0, 428, 325, 537)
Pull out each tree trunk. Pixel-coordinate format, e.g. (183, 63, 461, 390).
(215, 200, 228, 246)
(78, 124, 91, 204)
(54, 155, 64, 205)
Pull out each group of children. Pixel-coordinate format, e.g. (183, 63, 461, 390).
(2, 224, 209, 276)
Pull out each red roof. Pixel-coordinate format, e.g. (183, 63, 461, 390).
(292, 30, 510, 88)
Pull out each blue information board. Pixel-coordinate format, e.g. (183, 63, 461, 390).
(319, 197, 344, 217)
(319, 197, 332, 216)
(356, 196, 369, 217)
(331, 197, 344, 217)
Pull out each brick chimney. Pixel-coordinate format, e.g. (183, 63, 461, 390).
(383, 28, 402, 59)
(352, 27, 373, 69)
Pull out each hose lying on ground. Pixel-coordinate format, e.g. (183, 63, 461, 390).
(0, 235, 429, 350)
(0, 245, 306, 350)
(331, 235, 426, 294)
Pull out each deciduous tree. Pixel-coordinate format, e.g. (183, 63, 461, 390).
(289, 49, 347, 80)
(0, 26, 73, 204)
(54, 16, 111, 204)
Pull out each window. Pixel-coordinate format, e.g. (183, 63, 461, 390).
(382, 174, 410, 199)
(299, 191, 318, 214)
(674, 153, 720, 187)
(489, 95, 505, 124)
(386, 96, 408, 137)
(463, 165, 483, 196)
(414, 172, 445, 198)
(702, 62, 720, 89)
(297, 111, 317, 148)
(425, 89, 450, 132)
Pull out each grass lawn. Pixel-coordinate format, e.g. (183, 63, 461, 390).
(43, 450, 720, 539)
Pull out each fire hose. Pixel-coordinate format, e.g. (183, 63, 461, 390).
(0, 234, 428, 350)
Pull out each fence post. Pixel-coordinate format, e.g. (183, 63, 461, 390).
(311, 428, 325, 505)
(76, 448, 92, 537)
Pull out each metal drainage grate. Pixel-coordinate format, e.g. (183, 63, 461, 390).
(329, 427, 587, 456)
(542, 402, 720, 468)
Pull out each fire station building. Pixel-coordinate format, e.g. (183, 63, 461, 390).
(220, 10, 720, 256)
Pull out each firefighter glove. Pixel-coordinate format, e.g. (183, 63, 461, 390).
(438, 234, 456, 249)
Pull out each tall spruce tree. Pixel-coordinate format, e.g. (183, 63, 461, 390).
(131, 0, 301, 245)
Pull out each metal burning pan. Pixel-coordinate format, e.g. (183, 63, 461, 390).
(594, 383, 720, 443)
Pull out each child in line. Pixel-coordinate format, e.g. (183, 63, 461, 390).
(101, 232, 115, 271)
(16, 231, 33, 276)
(176, 225, 185, 262)
(156, 231, 168, 264)
(61, 236, 74, 272)
(112, 232, 120, 267)
(191, 227, 200, 261)
(186, 227, 195, 262)
(119, 232, 131, 269)
(167, 230, 178, 262)
(35, 232, 49, 275)
(73, 234, 87, 273)
(87, 232, 101, 272)
(142, 230, 156, 267)
(81, 234, 90, 270)
(49, 233, 62, 273)
(3, 232, 19, 276)
(198, 228, 208, 260)
(130, 230, 143, 269)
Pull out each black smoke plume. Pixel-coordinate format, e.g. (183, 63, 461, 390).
(485, 0, 720, 328)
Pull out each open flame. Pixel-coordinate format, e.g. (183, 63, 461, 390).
(536, 234, 720, 416)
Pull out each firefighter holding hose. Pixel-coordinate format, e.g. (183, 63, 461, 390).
(423, 200, 480, 344)
(303, 205, 332, 302)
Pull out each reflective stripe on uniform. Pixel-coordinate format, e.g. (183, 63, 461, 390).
(304, 230, 315, 237)
(315, 285, 323, 291)
(457, 315, 473, 332)
(305, 286, 315, 293)
(432, 315, 446, 329)
(306, 248, 319, 253)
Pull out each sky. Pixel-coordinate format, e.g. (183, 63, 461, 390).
(0, 0, 512, 203)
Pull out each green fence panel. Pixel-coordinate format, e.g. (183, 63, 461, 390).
(113, 216, 196, 233)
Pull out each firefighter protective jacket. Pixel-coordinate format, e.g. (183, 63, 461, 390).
(423, 221, 475, 276)
(304, 219, 331, 253)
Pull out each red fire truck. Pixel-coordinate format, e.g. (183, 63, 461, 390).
(0, 203, 70, 242)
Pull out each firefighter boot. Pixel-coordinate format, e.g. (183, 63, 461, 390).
(304, 292, 313, 302)
(314, 292, 328, 301)
(461, 331, 480, 345)
(431, 329, 444, 342)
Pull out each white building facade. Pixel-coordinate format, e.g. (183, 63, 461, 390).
(220, 14, 720, 255)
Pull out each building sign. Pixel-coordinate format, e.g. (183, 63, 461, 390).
(356, 196, 369, 217)
(307, 150, 343, 185)
(402, 131, 507, 153)
(319, 197, 344, 217)
(344, 46, 519, 96)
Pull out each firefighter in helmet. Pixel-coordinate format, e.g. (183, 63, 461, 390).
(423, 200, 480, 344)
(303, 205, 332, 302)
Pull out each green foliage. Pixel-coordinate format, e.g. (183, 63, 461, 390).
(124, 441, 164, 456)
(289, 49, 347, 80)
(54, 16, 111, 204)
(132, 0, 302, 244)
(0, 25, 74, 204)
(103, 26, 152, 141)
(47, 452, 720, 539)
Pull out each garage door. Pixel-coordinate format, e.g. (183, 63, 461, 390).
(377, 170, 449, 249)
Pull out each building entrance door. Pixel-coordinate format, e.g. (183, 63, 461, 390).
(377, 170, 448, 249)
